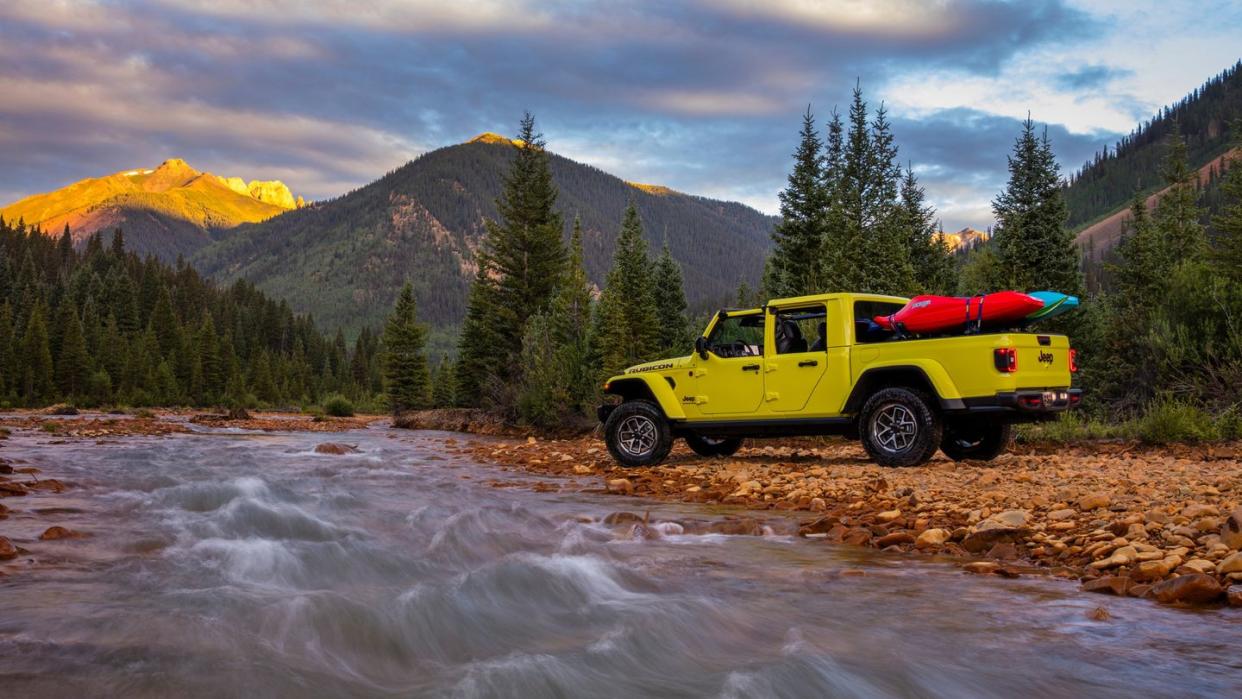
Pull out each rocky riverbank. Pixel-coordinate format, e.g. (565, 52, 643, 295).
(452, 434, 1242, 609)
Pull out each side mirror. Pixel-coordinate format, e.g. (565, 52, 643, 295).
(694, 336, 709, 359)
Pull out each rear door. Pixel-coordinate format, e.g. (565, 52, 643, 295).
(765, 303, 828, 412)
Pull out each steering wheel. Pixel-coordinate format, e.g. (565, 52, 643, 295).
(728, 340, 753, 357)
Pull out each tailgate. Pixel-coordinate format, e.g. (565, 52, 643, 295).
(1010, 334, 1072, 388)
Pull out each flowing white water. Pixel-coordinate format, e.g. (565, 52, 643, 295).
(1, 425, 1239, 697)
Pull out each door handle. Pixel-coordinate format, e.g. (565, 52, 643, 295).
(798, 360, 819, 367)
(741, 364, 760, 372)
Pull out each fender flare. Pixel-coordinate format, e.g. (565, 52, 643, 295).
(843, 362, 963, 413)
(603, 375, 687, 420)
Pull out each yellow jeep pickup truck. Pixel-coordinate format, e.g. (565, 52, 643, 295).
(598, 292, 1080, 468)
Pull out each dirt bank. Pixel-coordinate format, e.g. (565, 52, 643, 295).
(451, 434, 1242, 609)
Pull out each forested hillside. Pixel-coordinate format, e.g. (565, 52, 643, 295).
(193, 136, 775, 336)
(0, 218, 382, 409)
(1064, 61, 1242, 229)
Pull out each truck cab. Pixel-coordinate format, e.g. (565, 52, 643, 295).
(599, 292, 1080, 468)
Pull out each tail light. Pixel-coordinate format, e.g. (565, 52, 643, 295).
(993, 347, 1017, 373)
(1069, 349, 1078, 373)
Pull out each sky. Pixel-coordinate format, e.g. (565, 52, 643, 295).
(2, 0, 1241, 231)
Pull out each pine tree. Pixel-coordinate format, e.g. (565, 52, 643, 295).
(454, 264, 501, 407)
(899, 165, 958, 294)
(478, 113, 566, 366)
(0, 303, 14, 398)
(197, 313, 224, 401)
(652, 241, 691, 354)
(1212, 119, 1242, 281)
(592, 204, 659, 378)
(55, 302, 91, 398)
(382, 282, 431, 413)
(992, 118, 1083, 295)
(432, 357, 456, 408)
(547, 217, 597, 411)
(768, 106, 828, 296)
(1154, 122, 1208, 262)
(21, 303, 54, 404)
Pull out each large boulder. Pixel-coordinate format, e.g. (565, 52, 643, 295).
(1150, 574, 1223, 605)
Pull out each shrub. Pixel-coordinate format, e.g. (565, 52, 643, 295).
(40, 421, 61, 433)
(322, 394, 355, 417)
(133, 408, 156, 419)
(1215, 405, 1242, 441)
(1135, 397, 1218, 444)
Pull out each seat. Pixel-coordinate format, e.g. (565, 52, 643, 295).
(776, 320, 807, 354)
(809, 322, 827, 351)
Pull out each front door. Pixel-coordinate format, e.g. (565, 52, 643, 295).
(765, 304, 828, 412)
(689, 311, 765, 415)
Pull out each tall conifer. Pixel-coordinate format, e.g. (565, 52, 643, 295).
(592, 204, 658, 378)
(382, 283, 431, 413)
(767, 106, 827, 296)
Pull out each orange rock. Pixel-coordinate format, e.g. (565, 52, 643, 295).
(0, 536, 17, 560)
(313, 442, 357, 455)
(1082, 576, 1131, 596)
(39, 525, 77, 540)
(1150, 573, 1223, 605)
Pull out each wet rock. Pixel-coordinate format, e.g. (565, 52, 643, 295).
(0, 463, 12, 474)
(1228, 588, 1242, 607)
(1150, 574, 1223, 605)
(603, 511, 643, 526)
(26, 479, 66, 493)
(963, 561, 999, 575)
(842, 527, 872, 546)
(0, 481, 30, 497)
(0, 503, 8, 518)
(809, 497, 826, 512)
(39, 526, 78, 540)
(313, 442, 358, 455)
(875, 509, 902, 523)
(1128, 583, 1153, 598)
(1082, 576, 1131, 596)
(0, 536, 17, 560)
(1216, 552, 1242, 575)
(916, 528, 949, 549)
(1087, 606, 1111, 621)
(1047, 508, 1076, 521)
(1078, 493, 1111, 511)
(1178, 559, 1217, 575)
(572, 464, 593, 475)
(1221, 508, 1242, 550)
(708, 518, 765, 536)
(986, 542, 1018, 560)
(962, 527, 1029, 554)
(875, 531, 915, 548)
(606, 478, 635, 495)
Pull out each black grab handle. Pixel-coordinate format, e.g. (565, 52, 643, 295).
(798, 360, 819, 367)
(741, 364, 760, 372)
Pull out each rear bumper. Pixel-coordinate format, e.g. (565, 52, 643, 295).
(957, 388, 1082, 418)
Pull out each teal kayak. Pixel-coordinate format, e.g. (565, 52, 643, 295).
(1026, 291, 1079, 320)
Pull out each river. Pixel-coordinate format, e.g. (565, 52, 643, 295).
(1, 423, 1239, 697)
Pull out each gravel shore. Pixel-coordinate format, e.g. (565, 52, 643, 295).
(455, 434, 1242, 609)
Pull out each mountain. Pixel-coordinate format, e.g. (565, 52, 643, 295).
(1065, 60, 1242, 250)
(193, 136, 776, 336)
(0, 159, 303, 259)
(935, 227, 991, 252)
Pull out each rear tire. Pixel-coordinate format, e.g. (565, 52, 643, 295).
(940, 419, 1011, 461)
(859, 387, 941, 467)
(685, 434, 743, 458)
(604, 400, 674, 468)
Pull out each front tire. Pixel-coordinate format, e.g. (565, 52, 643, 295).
(859, 387, 941, 467)
(940, 419, 1011, 461)
(604, 400, 674, 467)
(685, 434, 743, 458)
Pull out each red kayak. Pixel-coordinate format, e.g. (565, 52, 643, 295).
(873, 292, 1043, 334)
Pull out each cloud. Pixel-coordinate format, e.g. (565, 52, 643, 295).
(0, 0, 1235, 234)
(1055, 65, 1133, 91)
